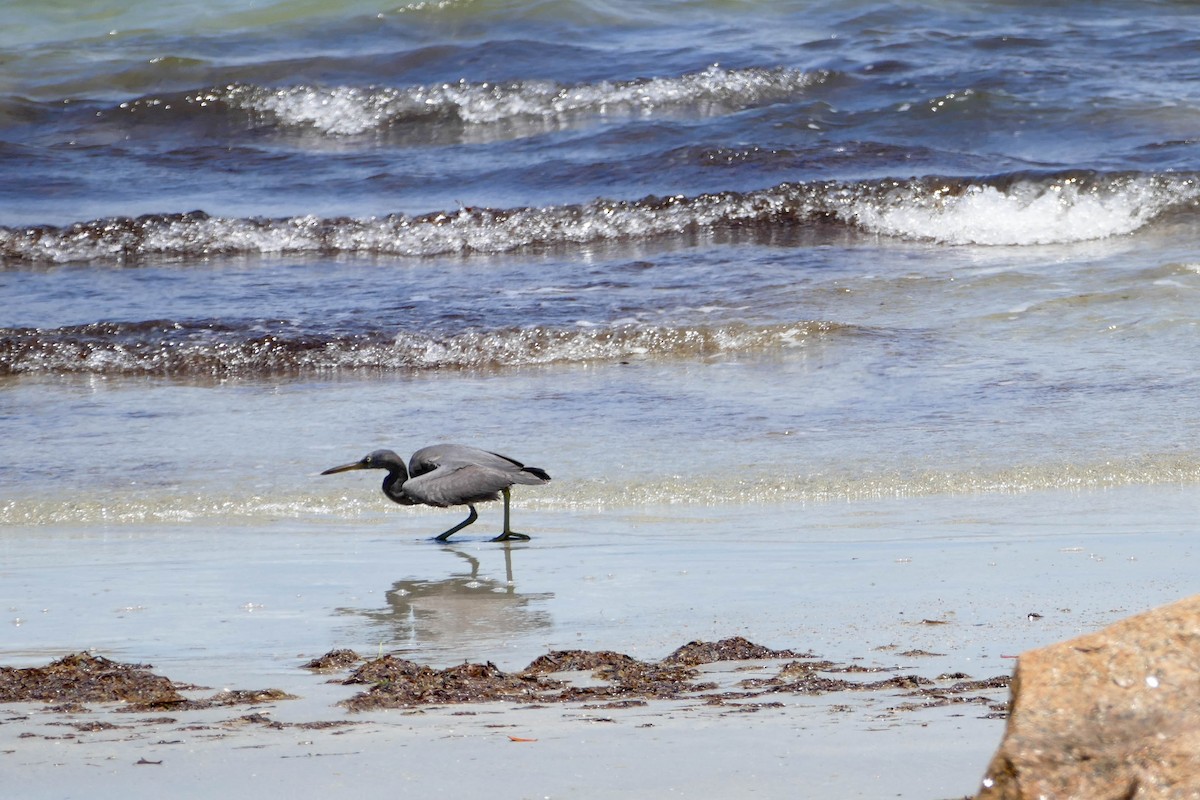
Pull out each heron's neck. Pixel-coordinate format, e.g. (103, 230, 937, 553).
(381, 466, 414, 505)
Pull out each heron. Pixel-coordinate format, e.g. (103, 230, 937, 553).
(321, 443, 550, 542)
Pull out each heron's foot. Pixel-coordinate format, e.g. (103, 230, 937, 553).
(492, 531, 531, 542)
(432, 506, 479, 542)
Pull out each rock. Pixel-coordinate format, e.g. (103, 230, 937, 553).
(977, 594, 1200, 800)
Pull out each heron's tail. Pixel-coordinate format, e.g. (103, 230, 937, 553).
(519, 466, 551, 483)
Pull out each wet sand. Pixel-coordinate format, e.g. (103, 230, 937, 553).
(2, 484, 1197, 797)
(1, 678, 998, 799)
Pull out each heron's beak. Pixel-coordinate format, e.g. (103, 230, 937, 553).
(321, 461, 367, 475)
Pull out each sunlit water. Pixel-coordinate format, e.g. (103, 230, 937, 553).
(5, 226, 1199, 520)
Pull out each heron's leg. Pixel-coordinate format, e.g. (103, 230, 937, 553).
(434, 505, 478, 542)
(492, 488, 530, 542)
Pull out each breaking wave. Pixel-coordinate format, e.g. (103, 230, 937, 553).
(0, 320, 852, 377)
(196, 65, 829, 135)
(2, 171, 1194, 265)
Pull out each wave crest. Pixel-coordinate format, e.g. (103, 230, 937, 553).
(2, 172, 1194, 264)
(849, 171, 1195, 245)
(0, 321, 850, 377)
(211, 65, 827, 135)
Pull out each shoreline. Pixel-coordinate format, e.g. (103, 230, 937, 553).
(3, 485, 1198, 796)
(2, 642, 1005, 800)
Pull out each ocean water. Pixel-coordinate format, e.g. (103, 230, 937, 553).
(4, 0, 1200, 522)
(2, 0, 1200, 683)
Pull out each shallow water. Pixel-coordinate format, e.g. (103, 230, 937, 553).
(4, 225, 1200, 519)
(4, 486, 1196, 681)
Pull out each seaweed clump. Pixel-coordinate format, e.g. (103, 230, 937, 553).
(0, 652, 296, 712)
(662, 636, 812, 666)
(340, 656, 563, 712)
(0, 653, 183, 707)
(301, 649, 362, 672)
(336, 639, 812, 711)
(522, 649, 644, 674)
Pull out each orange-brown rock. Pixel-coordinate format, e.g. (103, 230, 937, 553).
(977, 595, 1200, 800)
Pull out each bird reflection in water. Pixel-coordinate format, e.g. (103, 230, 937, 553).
(337, 547, 554, 655)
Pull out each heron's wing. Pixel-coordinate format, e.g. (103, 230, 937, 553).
(409, 444, 498, 476)
(402, 464, 515, 507)
(409, 444, 549, 484)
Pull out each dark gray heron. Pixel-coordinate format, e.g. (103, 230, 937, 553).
(321, 443, 550, 542)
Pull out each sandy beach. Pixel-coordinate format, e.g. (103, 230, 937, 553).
(1, 683, 998, 799)
(3, 483, 1196, 798)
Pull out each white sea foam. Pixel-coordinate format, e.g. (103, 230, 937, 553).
(845, 174, 1198, 246)
(218, 65, 826, 135)
(0, 320, 854, 376)
(2, 173, 1194, 265)
(6, 453, 1200, 525)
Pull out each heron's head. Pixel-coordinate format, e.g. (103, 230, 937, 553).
(321, 449, 406, 475)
